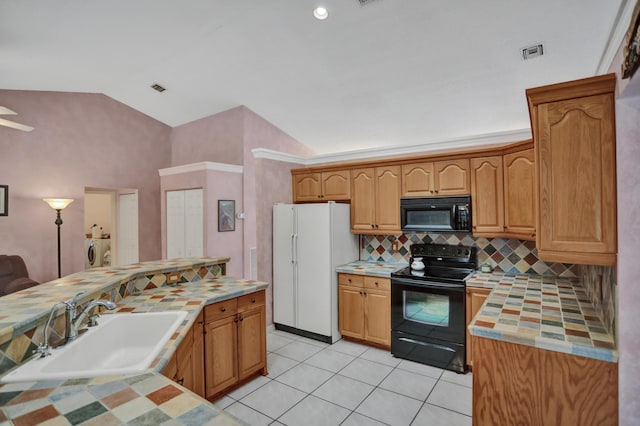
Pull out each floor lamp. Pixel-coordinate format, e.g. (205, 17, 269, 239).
(43, 198, 74, 279)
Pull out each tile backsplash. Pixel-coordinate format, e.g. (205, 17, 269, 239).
(360, 232, 616, 336)
(360, 232, 579, 277)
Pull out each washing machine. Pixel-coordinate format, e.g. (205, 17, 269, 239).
(85, 238, 110, 269)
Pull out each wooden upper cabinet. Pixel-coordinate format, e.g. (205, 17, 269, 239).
(527, 74, 617, 265)
(375, 166, 401, 232)
(351, 166, 401, 234)
(402, 159, 469, 197)
(293, 173, 321, 202)
(503, 149, 536, 239)
(470, 156, 504, 235)
(401, 163, 435, 197)
(293, 170, 350, 202)
(351, 168, 376, 232)
(434, 159, 470, 195)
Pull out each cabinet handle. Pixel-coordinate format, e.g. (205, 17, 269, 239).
(220, 307, 226, 312)
(239, 314, 244, 322)
(374, 282, 379, 286)
(503, 226, 507, 230)
(430, 190, 434, 194)
(359, 291, 363, 295)
(371, 224, 375, 228)
(318, 195, 322, 198)
(177, 377, 184, 385)
(434, 189, 439, 193)
(348, 278, 352, 283)
(234, 316, 239, 323)
(251, 298, 256, 303)
(531, 232, 536, 237)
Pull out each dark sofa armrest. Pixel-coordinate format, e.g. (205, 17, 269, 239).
(2, 277, 39, 296)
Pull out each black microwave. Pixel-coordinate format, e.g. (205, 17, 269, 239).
(400, 196, 471, 232)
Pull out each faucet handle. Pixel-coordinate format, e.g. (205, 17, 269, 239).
(68, 291, 86, 305)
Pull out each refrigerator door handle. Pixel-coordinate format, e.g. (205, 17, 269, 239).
(290, 233, 295, 264)
(293, 233, 298, 264)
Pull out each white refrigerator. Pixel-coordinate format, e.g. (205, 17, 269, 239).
(273, 202, 358, 343)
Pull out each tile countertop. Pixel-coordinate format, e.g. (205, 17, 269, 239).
(0, 260, 266, 425)
(336, 260, 408, 277)
(467, 272, 618, 363)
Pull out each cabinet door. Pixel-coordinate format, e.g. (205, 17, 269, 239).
(204, 315, 238, 398)
(434, 159, 470, 195)
(364, 288, 390, 347)
(166, 190, 186, 258)
(177, 347, 194, 392)
(375, 165, 401, 233)
(238, 305, 267, 380)
(322, 170, 351, 200)
(184, 189, 203, 257)
(401, 163, 435, 197)
(293, 173, 322, 202)
(466, 288, 491, 368)
(339, 285, 365, 339)
(192, 312, 205, 397)
(470, 157, 504, 234)
(537, 94, 616, 262)
(351, 168, 376, 232)
(504, 149, 536, 240)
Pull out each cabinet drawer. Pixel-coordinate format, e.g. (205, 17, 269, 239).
(364, 276, 390, 291)
(338, 273, 364, 287)
(238, 290, 265, 312)
(205, 298, 238, 323)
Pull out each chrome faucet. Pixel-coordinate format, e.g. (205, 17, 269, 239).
(63, 291, 87, 342)
(35, 301, 65, 357)
(72, 299, 117, 333)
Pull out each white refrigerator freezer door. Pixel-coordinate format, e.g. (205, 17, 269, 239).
(273, 204, 296, 328)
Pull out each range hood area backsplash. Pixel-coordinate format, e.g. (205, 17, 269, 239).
(360, 233, 578, 276)
(360, 233, 616, 335)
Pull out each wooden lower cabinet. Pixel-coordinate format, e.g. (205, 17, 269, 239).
(204, 290, 267, 399)
(465, 287, 491, 369)
(338, 273, 390, 348)
(472, 336, 618, 426)
(163, 311, 205, 398)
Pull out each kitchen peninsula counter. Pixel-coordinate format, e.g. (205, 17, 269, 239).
(336, 260, 407, 277)
(466, 272, 617, 362)
(0, 258, 266, 425)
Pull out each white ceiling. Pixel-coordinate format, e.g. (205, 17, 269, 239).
(0, 0, 625, 155)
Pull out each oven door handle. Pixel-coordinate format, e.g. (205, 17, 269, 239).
(391, 277, 464, 290)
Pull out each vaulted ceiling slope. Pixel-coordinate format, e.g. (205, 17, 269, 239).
(0, 0, 625, 154)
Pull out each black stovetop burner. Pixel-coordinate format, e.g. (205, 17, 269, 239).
(391, 243, 476, 283)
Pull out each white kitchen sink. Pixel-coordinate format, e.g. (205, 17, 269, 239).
(1, 310, 188, 383)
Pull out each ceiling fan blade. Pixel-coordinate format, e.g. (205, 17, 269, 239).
(0, 106, 18, 115)
(0, 118, 34, 132)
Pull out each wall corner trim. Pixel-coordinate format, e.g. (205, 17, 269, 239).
(158, 161, 243, 176)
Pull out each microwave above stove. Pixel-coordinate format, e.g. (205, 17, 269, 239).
(400, 196, 471, 232)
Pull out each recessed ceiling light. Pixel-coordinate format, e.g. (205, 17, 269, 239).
(313, 6, 329, 20)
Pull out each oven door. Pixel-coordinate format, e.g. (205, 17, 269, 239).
(390, 277, 466, 372)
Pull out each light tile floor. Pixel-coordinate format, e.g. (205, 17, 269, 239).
(215, 329, 472, 426)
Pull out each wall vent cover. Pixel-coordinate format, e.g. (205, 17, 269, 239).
(356, 0, 380, 6)
(522, 44, 544, 60)
(151, 83, 166, 92)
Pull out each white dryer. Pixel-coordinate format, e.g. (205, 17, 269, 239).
(85, 238, 111, 269)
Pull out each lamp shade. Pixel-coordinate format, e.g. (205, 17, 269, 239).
(43, 198, 74, 210)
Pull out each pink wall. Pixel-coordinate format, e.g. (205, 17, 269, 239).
(170, 107, 245, 167)
(0, 90, 171, 283)
(205, 169, 243, 277)
(608, 41, 640, 424)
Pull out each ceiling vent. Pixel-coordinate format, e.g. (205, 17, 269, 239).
(522, 44, 544, 60)
(356, 0, 380, 6)
(151, 83, 166, 93)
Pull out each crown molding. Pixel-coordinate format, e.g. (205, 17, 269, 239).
(597, 0, 636, 74)
(253, 129, 531, 166)
(159, 161, 243, 176)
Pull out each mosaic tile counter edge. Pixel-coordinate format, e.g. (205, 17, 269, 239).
(0, 274, 267, 425)
(336, 261, 408, 277)
(467, 273, 618, 363)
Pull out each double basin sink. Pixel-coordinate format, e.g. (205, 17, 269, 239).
(1, 310, 188, 383)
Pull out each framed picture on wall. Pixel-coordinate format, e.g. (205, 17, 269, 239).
(0, 185, 7, 216)
(218, 200, 235, 232)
